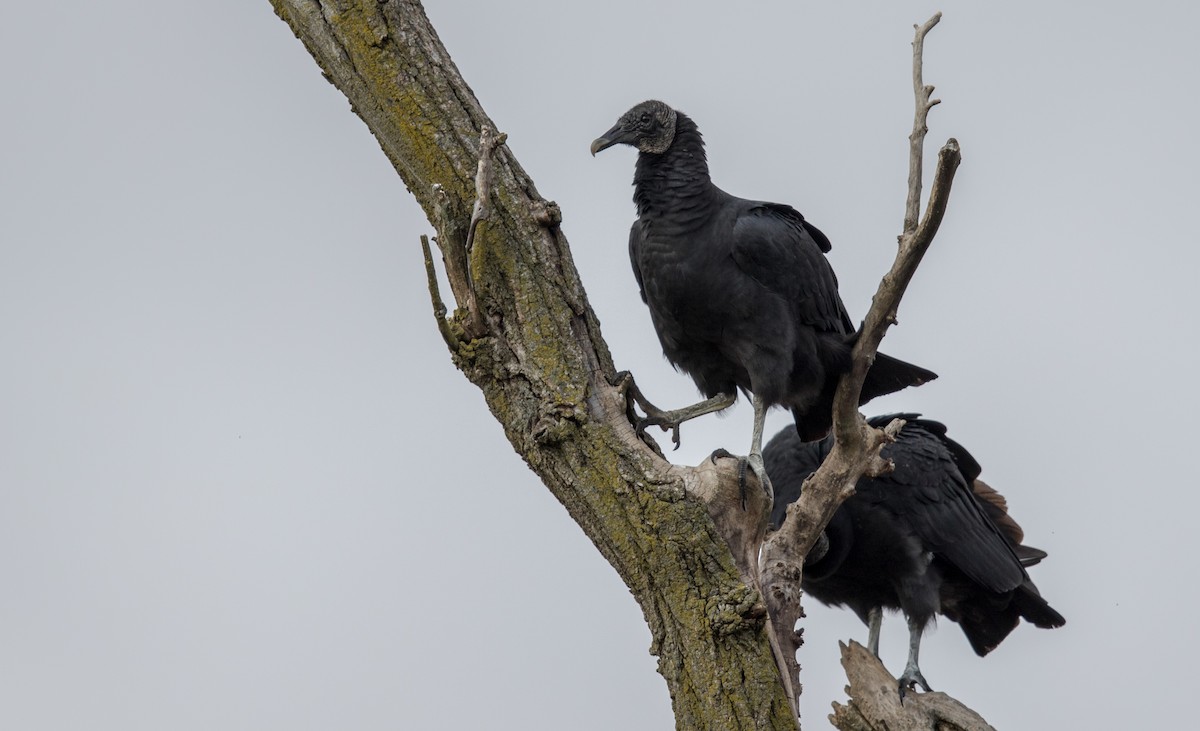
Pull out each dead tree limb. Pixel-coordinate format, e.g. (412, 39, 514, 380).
(760, 13, 961, 724)
(830, 642, 996, 731)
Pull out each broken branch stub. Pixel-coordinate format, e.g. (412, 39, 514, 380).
(427, 126, 507, 342)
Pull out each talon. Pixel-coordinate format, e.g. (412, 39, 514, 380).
(897, 670, 932, 701)
(745, 452, 774, 503)
(708, 450, 749, 509)
(709, 448, 736, 465)
(618, 379, 735, 452)
(634, 413, 681, 447)
(708, 449, 771, 510)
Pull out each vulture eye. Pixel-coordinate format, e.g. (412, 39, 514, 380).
(639, 112, 651, 125)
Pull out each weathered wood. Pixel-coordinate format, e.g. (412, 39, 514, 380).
(831, 642, 997, 731)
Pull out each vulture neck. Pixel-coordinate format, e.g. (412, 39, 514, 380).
(632, 113, 716, 226)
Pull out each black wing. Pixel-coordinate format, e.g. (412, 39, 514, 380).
(728, 203, 853, 335)
(628, 221, 648, 304)
(868, 414, 981, 482)
(872, 422, 1027, 594)
(868, 414, 1047, 565)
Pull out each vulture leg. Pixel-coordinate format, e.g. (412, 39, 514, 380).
(746, 393, 773, 498)
(866, 607, 882, 657)
(707, 395, 774, 509)
(897, 615, 932, 699)
(626, 384, 736, 450)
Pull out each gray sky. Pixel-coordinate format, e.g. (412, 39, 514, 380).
(2, 1, 1196, 728)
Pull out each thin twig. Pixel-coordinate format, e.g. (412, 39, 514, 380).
(904, 12, 943, 236)
(420, 234, 460, 349)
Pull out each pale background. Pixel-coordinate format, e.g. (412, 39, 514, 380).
(3, 2, 1195, 728)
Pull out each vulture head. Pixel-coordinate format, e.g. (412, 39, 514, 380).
(591, 100, 678, 156)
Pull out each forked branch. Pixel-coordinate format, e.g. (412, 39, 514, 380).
(758, 13, 961, 723)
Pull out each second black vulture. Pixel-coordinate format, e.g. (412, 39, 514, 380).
(591, 100, 935, 491)
(763, 414, 1065, 696)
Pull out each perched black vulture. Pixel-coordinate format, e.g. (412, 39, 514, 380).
(763, 414, 1065, 696)
(591, 100, 935, 489)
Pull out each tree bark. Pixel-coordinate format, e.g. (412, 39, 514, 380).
(268, 2, 964, 729)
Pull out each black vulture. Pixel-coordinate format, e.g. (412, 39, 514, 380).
(763, 414, 1065, 696)
(591, 100, 935, 490)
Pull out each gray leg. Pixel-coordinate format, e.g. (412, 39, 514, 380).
(624, 379, 736, 450)
(897, 615, 932, 699)
(707, 394, 774, 510)
(744, 393, 773, 499)
(866, 607, 882, 657)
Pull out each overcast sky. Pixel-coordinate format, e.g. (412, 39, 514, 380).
(2, 1, 1197, 729)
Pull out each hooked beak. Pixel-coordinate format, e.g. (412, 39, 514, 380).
(590, 122, 631, 156)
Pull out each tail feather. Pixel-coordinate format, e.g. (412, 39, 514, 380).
(1013, 544, 1049, 567)
(1012, 583, 1066, 629)
(790, 352, 935, 443)
(860, 352, 937, 405)
(954, 599, 1021, 657)
(954, 582, 1066, 656)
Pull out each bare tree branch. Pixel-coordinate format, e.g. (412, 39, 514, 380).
(759, 14, 960, 723)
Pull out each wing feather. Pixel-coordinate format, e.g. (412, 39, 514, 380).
(877, 424, 1027, 594)
(728, 203, 852, 335)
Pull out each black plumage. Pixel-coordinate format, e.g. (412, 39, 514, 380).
(763, 414, 1065, 695)
(591, 100, 935, 488)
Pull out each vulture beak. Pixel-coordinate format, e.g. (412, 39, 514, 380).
(590, 122, 630, 156)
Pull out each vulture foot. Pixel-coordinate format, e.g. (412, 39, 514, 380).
(618, 379, 735, 451)
(709, 448, 773, 510)
(897, 666, 932, 701)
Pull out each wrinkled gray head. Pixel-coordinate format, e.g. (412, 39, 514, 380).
(590, 100, 678, 156)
